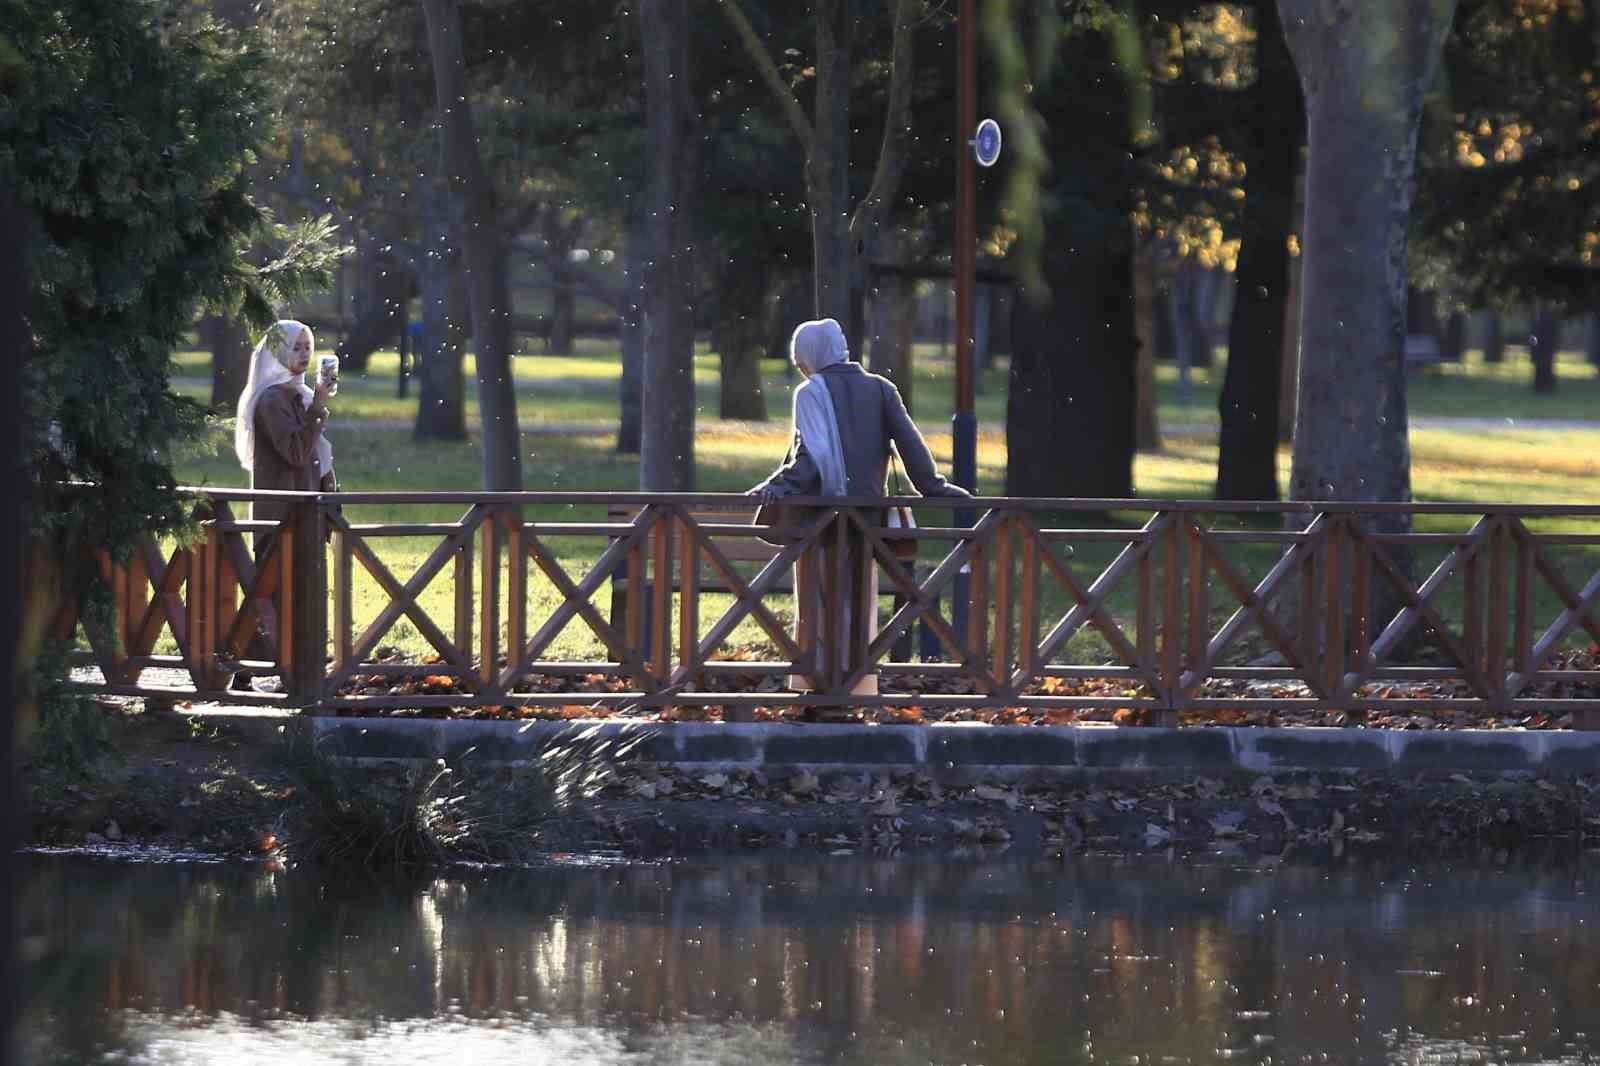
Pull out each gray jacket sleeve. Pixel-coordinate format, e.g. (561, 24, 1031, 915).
(756, 431, 822, 498)
(883, 380, 970, 498)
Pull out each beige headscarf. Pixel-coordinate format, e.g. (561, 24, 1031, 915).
(789, 318, 849, 496)
(234, 319, 333, 476)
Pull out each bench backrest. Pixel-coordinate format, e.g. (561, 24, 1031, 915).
(605, 503, 778, 565)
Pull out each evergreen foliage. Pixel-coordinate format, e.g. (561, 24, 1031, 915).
(0, 0, 345, 556)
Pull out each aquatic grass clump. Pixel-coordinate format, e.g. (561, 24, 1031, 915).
(272, 725, 647, 872)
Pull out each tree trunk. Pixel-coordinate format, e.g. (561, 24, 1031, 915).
(809, 0, 852, 324)
(205, 314, 251, 412)
(413, 179, 468, 441)
(1587, 311, 1600, 373)
(0, 184, 29, 1059)
(420, 0, 522, 491)
(638, 0, 701, 491)
(1188, 264, 1219, 370)
(1134, 249, 1162, 453)
(865, 230, 918, 411)
(1005, 238, 1136, 500)
(1530, 308, 1561, 393)
(617, 206, 645, 455)
(1217, 0, 1300, 500)
(712, 262, 770, 421)
(1480, 309, 1504, 363)
(1280, 0, 1455, 619)
(1168, 260, 1196, 406)
(547, 276, 576, 355)
(1279, 255, 1300, 444)
(1439, 310, 1466, 363)
(335, 239, 416, 374)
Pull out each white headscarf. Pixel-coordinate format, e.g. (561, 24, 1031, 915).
(234, 319, 333, 477)
(789, 318, 849, 496)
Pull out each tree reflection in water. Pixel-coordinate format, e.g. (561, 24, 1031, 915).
(20, 853, 1600, 1065)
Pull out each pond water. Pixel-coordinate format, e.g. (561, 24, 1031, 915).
(19, 850, 1600, 1065)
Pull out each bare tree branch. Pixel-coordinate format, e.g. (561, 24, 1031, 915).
(850, 0, 918, 246)
(716, 0, 815, 153)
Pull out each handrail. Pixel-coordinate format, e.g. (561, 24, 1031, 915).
(52, 489, 1600, 729)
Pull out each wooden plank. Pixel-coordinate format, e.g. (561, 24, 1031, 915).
(990, 515, 1013, 682)
(1324, 518, 1344, 697)
(333, 527, 353, 676)
(279, 517, 295, 683)
(479, 508, 500, 689)
(1161, 515, 1181, 702)
(1020, 519, 1041, 680)
(677, 510, 700, 688)
(1187, 518, 1208, 677)
(457, 522, 477, 670)
(1512, 519, 1533, 678)
(505, 511, 527, 690)
(288, 501, 328, 706)
(651, 505, 674, 683)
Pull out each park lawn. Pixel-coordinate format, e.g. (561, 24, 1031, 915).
(171, 335, 1600, 437)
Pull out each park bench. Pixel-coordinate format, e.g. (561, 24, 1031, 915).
(606, 501, 792, 655)
(605, 501, 936, 662)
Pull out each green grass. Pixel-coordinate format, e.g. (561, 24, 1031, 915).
(153, 339, 1600, 672)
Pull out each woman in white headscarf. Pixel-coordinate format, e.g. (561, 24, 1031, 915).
(751, 318, 969, 708)
(235, 319, 337, 526)
(230, 319, 337, 690)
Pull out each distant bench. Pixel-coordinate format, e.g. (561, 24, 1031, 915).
(606, 503, 791, 652)
(603, 502, 924, 661)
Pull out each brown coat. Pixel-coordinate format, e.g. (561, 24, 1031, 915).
(250, 382, 333, 527)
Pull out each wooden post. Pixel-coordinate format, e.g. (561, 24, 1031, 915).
(1485, 517, 1510, 713)
(677, 511, 700, 691)
(286, 500, 328, 709)
(1161, 516, 1182, 712)
(479, 508, 501, 690)
(505, 510, 526, 688)
(990, 515, 1013, 685)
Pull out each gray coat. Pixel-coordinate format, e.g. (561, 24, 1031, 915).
(758, 362, 970, 500)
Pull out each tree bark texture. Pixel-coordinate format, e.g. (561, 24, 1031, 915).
(335, 238, 415, 374)
(205, 314, 251, 412)
(1480, 309, 1504, 363)
(712, 261, 770, 422)
(1530, 308, 1561, 393)
(1278, 256, 1299, 443)
(1216, 0, 1301, 500)
(865, 229, 918, 412)
(809, 0, 852, 325)
(1005, 240, 1137, 500)
(1440, 310, 1466, 363)
(420, 0, 523, 491)
(0, 182, 27, 1066)
(617, 207, 645, 455)
(414, 180, 468, 441)
(1134, 250, 1162, 453)
(1279, 0, 1454, 516)
(638, 0, 701, 491)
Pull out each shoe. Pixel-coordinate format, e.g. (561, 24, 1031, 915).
(229, 673, 255, 693)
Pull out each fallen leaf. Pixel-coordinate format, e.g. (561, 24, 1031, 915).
(788, 770, 820, 796)
(975, 784, 1023, 810)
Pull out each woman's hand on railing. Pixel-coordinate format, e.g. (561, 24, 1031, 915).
(746, 485, 778, 504)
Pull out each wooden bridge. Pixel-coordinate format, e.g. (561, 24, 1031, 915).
(57, 489, 1600, 728)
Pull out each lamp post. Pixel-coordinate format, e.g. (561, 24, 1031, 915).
(947, 0, 980, 645)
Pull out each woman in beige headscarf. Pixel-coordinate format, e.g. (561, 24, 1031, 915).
(230, 319, 337, 690)
(752, 318, 969, 705)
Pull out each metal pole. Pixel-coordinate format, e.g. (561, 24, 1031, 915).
(949, 0, 978, 644)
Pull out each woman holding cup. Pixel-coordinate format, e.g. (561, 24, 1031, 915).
(229, 319, 338, 690)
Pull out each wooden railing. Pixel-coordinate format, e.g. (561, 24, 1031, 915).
(57, 489, 1600, 727)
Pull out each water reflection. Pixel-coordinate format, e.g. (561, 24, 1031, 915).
(20, 854, 1600, 1065)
